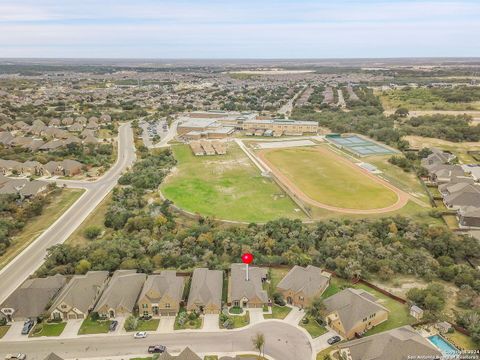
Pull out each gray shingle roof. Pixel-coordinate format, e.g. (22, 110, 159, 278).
(229, 263, 268, 303)
(187, 268, 223, 310)
(0, 274, 66, 319)
(49, 271, 109, 315)
(324, 288, 388, 334)
(338, 325, 442, 360)
(94, 270, 146, 313)
(158, 347, 202, 360)
(277, 265, 330, 299)
(139, 271, 184, 304)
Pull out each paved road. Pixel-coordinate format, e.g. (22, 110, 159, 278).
(0, 321, 312, 360)
(0, 123, 136, 305)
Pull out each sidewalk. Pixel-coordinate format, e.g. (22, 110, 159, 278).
(284, 306, 305, 326)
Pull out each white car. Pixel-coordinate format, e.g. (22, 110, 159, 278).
(134, 331, 147, 339)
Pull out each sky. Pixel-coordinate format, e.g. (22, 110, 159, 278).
(0, 0, 479, 59)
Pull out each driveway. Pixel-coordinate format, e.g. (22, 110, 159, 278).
(312, 329, 342, 352)
(157, 316, 175, 333)
(60, 319, 83, 338)
(203, 314, 219, 331)
(1, 321, 24, 341)
(284, 306, 305, 326)
(248, 308, 264, 325)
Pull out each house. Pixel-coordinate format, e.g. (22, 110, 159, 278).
(421, 148, 456, 168)
(48, 271, 109, 320)
(428, 164, 465, 184)
(337, 325, 441, 360)
(436, 321, 452, 334)
(68, 123, 84, 132)
(443, 184, 480, 210)
(323, 288, 389, 339)
(0, 177, 48, 198)
(187, 268, 223, 314)
(137, 271, 184, 317)
(0, 274, 66, 322)
(0, 131, 14, 145)
(60, 159, 83, 176)
(438, 178, 475, 195)
(228, 263, 268, 308)
(462, 165, 480, 182)
(39, 139, 65, 151)
(44, 160, 83, 177)
(43, 354, 63, 360)
(157, 347, 202, 360)
(94, 270, 146, 318)
(409, 305, 424, 320)
(458, 206, 480, 228)
(62, 117, 74, 126)
(276, 265, 331, 309)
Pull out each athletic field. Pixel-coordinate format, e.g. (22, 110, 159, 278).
(259, 145, 401, 211)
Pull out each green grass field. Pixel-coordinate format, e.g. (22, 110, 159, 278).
(30, 322, 66, 337)
(262, 146, 398, 210)
(78, 316, 112, 335)
(264, 305, 292, 320)
(161, 144, 304, 222)
(300, 316, 329, 338)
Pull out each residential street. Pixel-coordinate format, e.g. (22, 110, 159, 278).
(0, 321, 312, 360)
(0, 123, 136, 305)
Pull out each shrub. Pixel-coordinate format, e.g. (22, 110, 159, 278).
(124, 315, 138, 331)
(83, 226, 102, 240)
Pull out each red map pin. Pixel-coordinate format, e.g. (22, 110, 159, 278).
(241, 253, 254, 264)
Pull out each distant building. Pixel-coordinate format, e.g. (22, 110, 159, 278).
(242, 118, 318, 136)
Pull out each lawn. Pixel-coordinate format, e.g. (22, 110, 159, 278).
(264, 305, 292, 320)
(261, 145, 398, 210)
(174, 309, 203, 330)
(442, 214, 459, 230)
(161, 143, 305, 223)
(445, 330, 479, 350)
(367, 155, 430, 204)
(66, 193, 112, 247)
(321, 277, 415, 337)
(404, 135, 480, 164)
(30, 322, 66, 337)
(300, 316, 329, 338)
(125, 319, 160, 332)
(221, 311, 250, 329)
(0, 188, 84, 270)
(266, 267, 290, 297)
(78, 316, 112, 335)
(0, 325, 10, 339)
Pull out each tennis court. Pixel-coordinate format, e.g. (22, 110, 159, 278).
(327, 135, 397, 156)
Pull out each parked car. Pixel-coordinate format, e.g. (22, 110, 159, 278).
(21, 319, 34, 335)
(5, 354, 26, 360)
(148, 345, 166, 354)
(327, 335, 341, 345)
(109, 320, 118, 332)
(134, 331, 147, 339)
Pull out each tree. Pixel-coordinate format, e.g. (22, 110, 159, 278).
(252, 332, 265, 358)
(307, 297, 326, 322)
(395, 107, 409, 117)
(124, 315, 138, 331)
(83, 225, 102, 240)
(75, 259, 91, 274)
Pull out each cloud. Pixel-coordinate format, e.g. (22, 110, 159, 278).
(0, 0, 479, 58)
